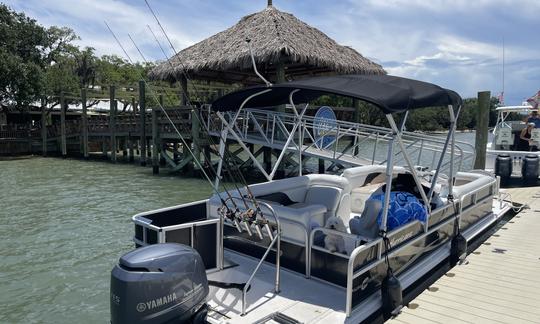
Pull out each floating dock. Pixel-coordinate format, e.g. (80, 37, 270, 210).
(388, 185, 540, 324)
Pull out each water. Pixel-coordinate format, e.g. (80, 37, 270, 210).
(0, 157, 212, 323)
(0, 132, 478, 323)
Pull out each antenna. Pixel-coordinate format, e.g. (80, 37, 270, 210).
(502, 37, 505, 104)
(245, 38, 272, 87)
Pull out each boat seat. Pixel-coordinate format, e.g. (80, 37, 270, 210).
(349, 199, 382, 240)
(268, 202, 327, 244)
(350, 183, 384, 214)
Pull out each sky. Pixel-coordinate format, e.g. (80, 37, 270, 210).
(4, 0, 539, 104)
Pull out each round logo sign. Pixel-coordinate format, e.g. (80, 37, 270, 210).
(313, 106, 337, 148)
(136, 302, 146, 312)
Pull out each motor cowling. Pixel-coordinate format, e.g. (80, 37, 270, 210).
(494, 154, 512, 179)
(111, 243, 209, 324)
(521, 154, 539, 181)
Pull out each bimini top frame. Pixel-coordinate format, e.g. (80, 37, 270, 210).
(211, 74, 463, 236)
(212, 74, 462, 114)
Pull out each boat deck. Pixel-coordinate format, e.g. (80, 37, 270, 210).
(205, 250, 349, 324)
(388, 185, 540, 324)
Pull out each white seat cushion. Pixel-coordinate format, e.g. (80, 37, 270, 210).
(350, 183, 384, 214)
(269, 203, 327, 243)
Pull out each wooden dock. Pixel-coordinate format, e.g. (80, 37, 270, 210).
(388, 185, 540, 324)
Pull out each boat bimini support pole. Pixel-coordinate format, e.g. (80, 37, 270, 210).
(214, 89, 273, 186)
(386, 114, 430, 211)
(427, 105, 462, 205)
(269, 90, 308, 180)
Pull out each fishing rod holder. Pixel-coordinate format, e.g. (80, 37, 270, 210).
(217, 196, 282, 315)
(219, 197, 276, 241)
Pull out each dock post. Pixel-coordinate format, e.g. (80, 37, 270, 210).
(129, 97, 136, 162)
(173, 142, 179, 162)
(319, 159, 325, 174)
(110, 85, 117, 163)
(191, 108, 201, 171)
(122, 137, 128, 161)
(128, 132, 135, 162)
(474, 91, 490, 170)
(152, 107, 159, 174)
(139, 80, 147, 166)
(158, 95, 166, 167)
(81, 88, 89, 159)
(102, 137, 107, 158)
(60, 91, 67, 158)
(263, 147, 272, 173)
(41, 97, 47, 157)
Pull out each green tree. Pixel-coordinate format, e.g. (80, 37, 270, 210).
(0, 4, 49, 107)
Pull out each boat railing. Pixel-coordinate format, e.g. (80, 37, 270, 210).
(131, 200, 222, 271)
(204, 107, 476, 174)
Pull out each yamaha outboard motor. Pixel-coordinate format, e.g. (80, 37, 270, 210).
(494, 154, 512, 180)
(521, 154, 539, 182)
(111, 243, 209, 324)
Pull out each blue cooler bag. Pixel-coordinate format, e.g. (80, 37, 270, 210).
(370, 191, 427, 231)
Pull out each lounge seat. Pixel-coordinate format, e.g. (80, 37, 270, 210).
(349, 199, 382, 240)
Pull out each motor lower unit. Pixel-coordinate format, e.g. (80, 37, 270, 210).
(521, 154, 539, 181)
(110, 243, 209, 324)
(494, 154, 512, 179)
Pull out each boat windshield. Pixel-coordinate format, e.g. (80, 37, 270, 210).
(493, 105, 540, 151)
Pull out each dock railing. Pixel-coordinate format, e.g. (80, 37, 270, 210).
(205, 108, 476, 175)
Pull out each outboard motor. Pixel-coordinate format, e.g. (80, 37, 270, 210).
(111, 243, 209, 324)
(494, 154, 512, 179)
(521, 154, 539, 182)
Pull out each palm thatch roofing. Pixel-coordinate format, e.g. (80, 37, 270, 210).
(150, 4, 386, 85)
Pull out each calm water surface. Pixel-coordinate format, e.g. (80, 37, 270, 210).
(0, 157, 212, 323)
(0, 132, 478, 323)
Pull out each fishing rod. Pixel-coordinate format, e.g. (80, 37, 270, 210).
(104, 21, 246, 230)
(143, 1, 273, 238)
(125, 31, 255, 235)
(134, 29, 264, 237)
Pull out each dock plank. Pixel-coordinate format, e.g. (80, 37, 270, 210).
(392, 185, 540, 324)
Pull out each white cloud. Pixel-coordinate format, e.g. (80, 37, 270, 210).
(4, 0, 539, 104)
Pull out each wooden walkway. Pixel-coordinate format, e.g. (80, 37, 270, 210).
(388, 185, 540, 324)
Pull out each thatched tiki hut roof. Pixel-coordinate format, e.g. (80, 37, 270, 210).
(150, 3, 386, 85)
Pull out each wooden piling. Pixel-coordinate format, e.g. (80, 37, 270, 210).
(158, 95, 166, 167)
(60, 91, 67, 158)
(152, 107, 159, 174)
(110, 85, 117, 163)
(139, 80, 147, 166)
(81, 88, 89, 159)
(319, 159, 325, 174)
(263, 147, 272, 173)
(474, 91, 490, 170)
(128, 132, 135, 162)
(41, 97, 47, 157)
(191, 109, 201, 170)
(102, 137, 108, 158)
(122, 138, 128, 161)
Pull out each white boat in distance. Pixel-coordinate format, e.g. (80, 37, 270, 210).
(110, 75, 512, 324)
(487, 103, 540, 182)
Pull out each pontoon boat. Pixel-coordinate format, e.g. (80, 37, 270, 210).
(110, 75, 511, 324)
